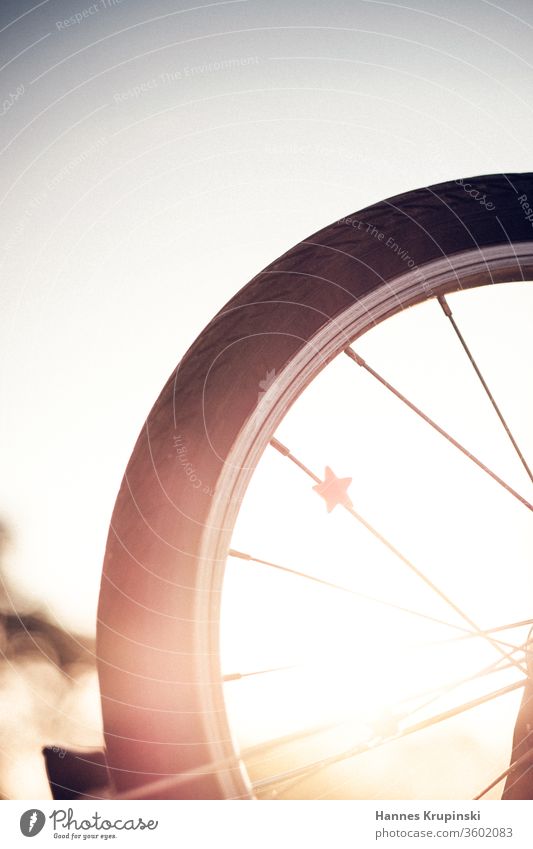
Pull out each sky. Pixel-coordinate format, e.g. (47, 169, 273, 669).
(1, 0, 533, 798)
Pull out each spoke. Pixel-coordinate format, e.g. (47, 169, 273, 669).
(474, 748, 533, 800)
(229, 549, 524, 656)
(484, 618, 533, 636)
(401, 645, 527, 723)
(438, 295, 533, 487)
(344, 347, 533, 512)
(429, 632, 524, 653)
(225, 561, 527, 740)
(452, 618, 533, 645)
(228, 548, 484, 638)
(254, 678, 527, 795)
(269, 438, 528, 674)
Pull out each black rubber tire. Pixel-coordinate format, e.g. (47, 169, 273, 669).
(96, 173, 533, 799)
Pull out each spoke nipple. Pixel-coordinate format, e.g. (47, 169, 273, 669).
(222, 672, 242, 682)
(270, 437, 291, 456)
(345, 347, 366, 367)
(437, 295, 453, 317)
(228, 549, 251, 561)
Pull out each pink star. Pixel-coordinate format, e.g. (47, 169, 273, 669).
(313, 466, 353, 512)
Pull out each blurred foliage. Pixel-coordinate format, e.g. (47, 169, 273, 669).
(0, 519, 101, 799)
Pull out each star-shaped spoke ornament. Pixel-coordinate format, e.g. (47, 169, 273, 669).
(313, 466, 353, 512)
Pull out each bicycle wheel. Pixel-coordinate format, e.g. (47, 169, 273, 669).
(96, 172, 533, 799)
